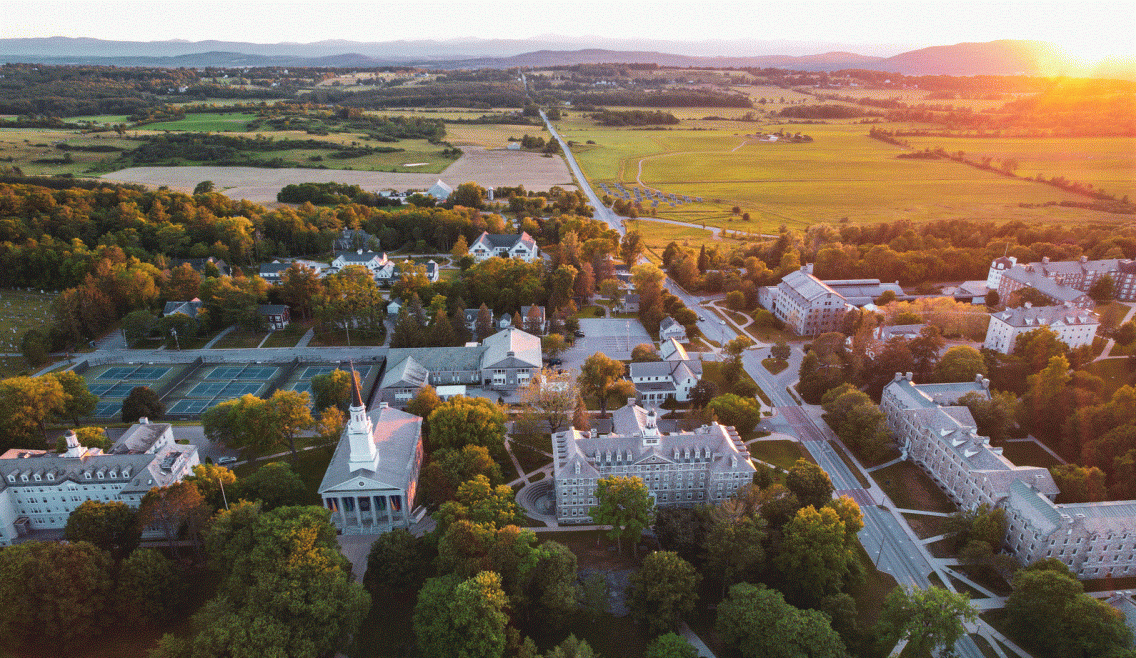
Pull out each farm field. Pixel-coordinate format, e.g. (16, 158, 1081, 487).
(622, 219, 750, 262)
(901, 134, 1136, 198)
(139, 112, 260, 132)
(555, 116, 1122, 232)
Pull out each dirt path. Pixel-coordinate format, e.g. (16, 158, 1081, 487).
(100, 146, 576, 204)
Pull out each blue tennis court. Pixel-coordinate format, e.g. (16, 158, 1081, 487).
(94, 401, 121, 417)
(222, 381, 264, 397)
(104, 383, 136, 397)
(206, 366, 246, 380)
(288, 382, 314, 395)
(169, 399, 212, 414)
(125, 367, 169, 380)
(97, 366, 135, 380)
(189, 382, 228, 397)
(237, 366, 277, 380)
(301, 366, 337, 378)
(89, 383, 113, 396)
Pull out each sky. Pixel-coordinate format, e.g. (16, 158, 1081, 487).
(3, 0, 1134, 62)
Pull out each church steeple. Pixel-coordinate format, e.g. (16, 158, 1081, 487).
(346, 364, 377, 471)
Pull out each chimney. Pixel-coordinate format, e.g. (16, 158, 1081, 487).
(905, 372, 913, 381)
(627, 397, 637, 407)
(1025, 302, 1032, 309)
(976, 374, 983, 383)
(139, 417, 149, 424)
(357, 248, 363, 254)
(1080, 255, 1088, 263)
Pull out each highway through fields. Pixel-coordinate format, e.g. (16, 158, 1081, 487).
(542, 110, 624, 237)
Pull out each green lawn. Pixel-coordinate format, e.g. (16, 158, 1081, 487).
(233, 444, 333, 505)
(902, 512, 949, 540)
(141, 112, 259, 132)
(1081, 358, 1136, 399)
(871, 461, 957, 514)
(1096, 301, 1134, 331)
(762, 358, 788, 374)
(262, 324, 308, 348)
(210, 329, 270, 349)
(999, 440, 1062, 469)
(748, 439, 814, 470)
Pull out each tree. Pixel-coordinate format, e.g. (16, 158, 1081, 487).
(415, 571, 508, 658)
(193, 504, 370, 658)
(933, 346, 986, 383)
(572, 393, 591, 431)
(436, 475, 523, 531)
(774, 505, 857, 605)
(704, 515, 766, 594)
(315, 405, 345, 444)
(786, 459, 835, 509)
(985, 290, 1000, 307)
(629, 551, 701, 636)
(591, 475, 655, 554)
(451, 182, 487, 209)
(452, 235, 469, 261)
(48, 372, 96, 427)
(875, 586, 977, 657)
(517, 368, 578, 435)
(363, 527, 435, 593)
(121, 385, 164, 423)
(1090, 274, 1116, 303)
(114, 548, 185, 624)
(428, 396, 507, 455)
(645, 633, 699, 658)
(1019, 354, 1072, 440)
(420, 445, 504, 508)
(706, 394, 762, 433)
(185, 463, 237, 511)
(579, 352, 631, 416)
(1050, 464, 1108, 503)
(944, 503, 1006, 550)
(121, 309, 156, 345)
(64, 500, 141, 560)
(632, 343, 661, 362)
(543, 333, 567, 359)
(771, 340, 791, 361)
(0, 540, 114, 650)
(267, 389, 314, 461)
(201, 391, 312, 462)
(955, 390, 1017, 443)
(407, 384, 443, 429)
(280, 262, 322, 320)
(716, 583, 847, 658)
(476, 303, 495, 340)
(194, 180, 215, 195)
(56, 426, 111, 453)
(0, 374, 66, 449)
(139, 481, 208, 555)
(235, 461, 308, 509)
(19, 328, 49, 367)
(620, 230, 644, 265)
(689, 380, 719, 409)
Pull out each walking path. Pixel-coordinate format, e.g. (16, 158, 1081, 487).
(893, 508, 954, 517)
(202, 326, 235, 349)
(678, 621, 718, 658)
(867, 456, 905, 472)
(1095, 302, 1135, 361)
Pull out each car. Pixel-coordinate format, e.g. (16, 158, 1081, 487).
(698, 315, 705, 322)
(217, 456, 237, 465)
(547, 357, 563, 366)
(574, 330, 585, 337)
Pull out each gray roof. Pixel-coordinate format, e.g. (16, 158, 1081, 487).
(380, 356, 430, 390)
(1009, 479, 1065, 533)
(659, 338, 688, 361)
(112, 423, 171, 454)
(162, 299, 202, 318)
(318, 405, 422, 494)
(473, 231, 537, 251)
(386, 346, 482, 374)
(259, 262, 291, 276)
(991, 305, 1099, 328)
(1, 437, 197, 495)
(258, 304, 289, 315)
(780, 268, 841, 303)
(629, 359, 701, 381)
(660, 316, 682, 332)
(481, 328, 541, 370)
(825, 279, 905, 306)
(1002, 266, 1093, 304)
(334, 251, 385, 263)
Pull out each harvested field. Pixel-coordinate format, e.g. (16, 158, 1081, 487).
(100, 146, 577, 203)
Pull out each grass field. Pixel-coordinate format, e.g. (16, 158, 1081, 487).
(902, 134, 1136, 198)
(138, 112, 259, 132)
(748, 439, 814, 469)
(0, 289, 57, 374)
(556, 115, 1122, 233)
(872, 461, 957, 514)
(622, 219, 748, 262)
(999, 440, 1062, 468)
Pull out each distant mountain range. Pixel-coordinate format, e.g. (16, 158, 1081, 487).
(0, 37, 1130, 78)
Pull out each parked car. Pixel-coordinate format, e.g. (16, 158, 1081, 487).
(217, 456, 237, 465)
(547, 357, 563, 366)
(574, 329, 585, 337)
(698, 315, 705, 322)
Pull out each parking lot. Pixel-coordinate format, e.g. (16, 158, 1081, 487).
(560, 318, 653, 370)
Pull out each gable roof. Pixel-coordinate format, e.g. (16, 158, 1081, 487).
(992, 305, 1099, 328)
(380, 356, 430, 390)
(319, 405, 423, 494)
(481, 328, 541, 369)
(162, 299, 202, 318)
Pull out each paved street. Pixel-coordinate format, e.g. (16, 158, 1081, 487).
(542, 111, 624, 237)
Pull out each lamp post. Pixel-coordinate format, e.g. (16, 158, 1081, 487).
(170, 328, 180, 351)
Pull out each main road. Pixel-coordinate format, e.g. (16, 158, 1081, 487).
(541, 110, 624, 237)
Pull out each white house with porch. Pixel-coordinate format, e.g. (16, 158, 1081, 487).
(318, 378, 423, 535)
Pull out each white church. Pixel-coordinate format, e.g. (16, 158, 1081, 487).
(318, 375, 424, 534)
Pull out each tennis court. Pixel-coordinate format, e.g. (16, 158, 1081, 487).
(83, 363, 185, 419)
(205, 365, 279, 381)
(277, 363, 378, 404)
(162, 362, 284, 416)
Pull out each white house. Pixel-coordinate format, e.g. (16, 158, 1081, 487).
(983, 304, 1099, 354)
(659, 316, 687, 343)
(629, 358, 701, 404)
(0, 421, 199, 545)
(318, 378, 423, 535)
(332, 250, 389, 277)
(469, 231, 540, 262)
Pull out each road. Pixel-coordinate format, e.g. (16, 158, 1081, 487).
(541, 110, 624, 237)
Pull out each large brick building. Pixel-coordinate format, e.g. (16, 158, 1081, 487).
(990, 256, 1136, 306)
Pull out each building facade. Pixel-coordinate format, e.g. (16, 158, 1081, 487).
(988, 255, 1136, 303)
(629, 359, 701, 404)
(469, 231, 540, 262)
(882, 373, 1136, 579)
(997, 264, 1096, 309)
(764, 266, 851, 336)
(983, 304, 1099, 354)
(552, 402, 756, 524)
(0, 421, 199, 545)
(318, 379, 423, 535)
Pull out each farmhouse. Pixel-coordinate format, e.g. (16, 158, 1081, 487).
(881, 373, 1136, 579)
(318, 378, 423, 535)
(552, 401, 756, 524)
(983, 304, 1099, 354)
(469, 231, 540, 262)
(0, 421, 199, 545)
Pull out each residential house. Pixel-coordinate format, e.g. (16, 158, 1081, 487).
(162, 299, 203, 319)
(169, 257, 230, 277)
(629, 358, 702, 404)
(424, 260, 440, 283)
(520, 306, 547, 335)
(983, 303, 1099, 354)
(619, 293, 640, 313)
(0, 421, 198, 545)
(469, 231, 540, 262)
(258, 304, 290, 330)
(659, 337, 689, 362)
(335, 228, 375, 252)
(318, 378, 423, 535)
(332, 250, 390, 278)
(552, 401, 756, 524)
(258, 261, 292, 284)
(659, 316, 687, 343)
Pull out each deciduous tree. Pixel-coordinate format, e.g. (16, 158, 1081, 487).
(716, 583, 847, 658)
(591, 475, 655, 554)
(64, 500, 141, 559)
(875, 586, 976, 657)
(629, 551, 701, 635)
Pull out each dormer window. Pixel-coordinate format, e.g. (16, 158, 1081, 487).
(122, 467, 130, 477)
(109, 470, 117, 478)
(46, 473, 54, 481)
(33, 473, 40, 481)
(84, 471, 91, 479)
(97, 471, 104, 479)
(6, 474, 14, 483)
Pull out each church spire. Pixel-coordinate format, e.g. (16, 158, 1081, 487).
(346, 361, 377, 470)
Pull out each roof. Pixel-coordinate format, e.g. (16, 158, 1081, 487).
(659, 338, 688, 361)
(386, 345, 483, 374)
(629, 359, 701, 381)
(824, 279, 905, 306)
(660, 316, 683, 333)
(334, 250, 386, 264)
(319, 405, 422, 494)
(112, 422, 171, 454)
(481, 328, 541, 370)
(162, 299, 202, 318)
(0, 436, 197, 495)
(886, 376, 989, 409)
(1002, 266, 1093, 304)
(380, 356, 430, 390)
(428, 180, 453, 199)
(779, 268, 843, 304)
(258, 304, 289, 315)
(259, 262, 291, 276)
(1009, 479, 1065, 533)
(991, 305, 1099, 328)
